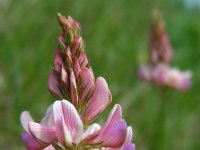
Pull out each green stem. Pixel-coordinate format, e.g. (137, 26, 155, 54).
(150, 86, 167, 150)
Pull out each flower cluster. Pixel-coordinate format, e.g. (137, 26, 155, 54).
(20, 14, 135, 150)
(139, 64, 191, 91)
(138, 10, 191, 91)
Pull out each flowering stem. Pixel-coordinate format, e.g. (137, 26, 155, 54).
(150, 87, 167, 150)
(159, 87, 167, 150)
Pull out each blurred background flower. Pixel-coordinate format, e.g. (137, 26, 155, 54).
(0, 0, 200, 150)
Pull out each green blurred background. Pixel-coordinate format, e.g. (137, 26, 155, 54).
(1, 0, 200, 149)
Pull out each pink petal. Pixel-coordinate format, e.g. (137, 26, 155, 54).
(79, 51, 88, 67)
(53, 101, 72, 146)
(82, 77, 112, 123)
(61, 100, 83, 144)
(21, 133, 46, 150)
(54, 48, 64, 72)
(122, 144, 135, 150)
(73, 36, 80, 55)
(73, 57, 81, 79)
(123, 126, 133, 145)
(82, 123, 101, 140)
(138, 65, 152, 81)
(43, 145, 56, 150)
(70, 71, 78, 107)
(100, 104, 122, 133)
(48, 70, 62, 98)
(93, 121, 127, 148)
(40, 105, 55, 127)
(53, 100, 83, 144)
(61, 66, 69, 89)
(84, 105, 123, 145)
(20, 111, 34, 133)
(66, 46, 73, 68)
(28, 122, 57, 144)
(79, 67, 95, 102)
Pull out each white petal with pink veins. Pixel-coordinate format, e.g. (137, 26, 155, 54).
(20, 111, 34, 133)
(61, 100, 83, 144)
(53, 101, 72, 146)
(28, 122, 57, 144)
(41, 104, 54, 127)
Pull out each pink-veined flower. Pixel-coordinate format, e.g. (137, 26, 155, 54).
(21, 100, 135, 150)
(138, 64, 191, 91)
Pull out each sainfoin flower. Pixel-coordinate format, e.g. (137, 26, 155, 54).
(138, 9, 192, 91)
(21, 100, 135, 150)
(139, 64, 191, 91)
(20, 13, 135, 150)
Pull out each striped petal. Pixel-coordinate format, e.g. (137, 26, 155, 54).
(53, 101, 72, 146)
(101, 104, 122, 133)
(54, 48, 64, 72)
(70, 71, 78, 107)
(79, 67, 95, 102)
(79, 51, 88, 67)
(20, 111, 34, 133)
(74, 57, 81, 78)
(28, 122, 57, 144)
(53, 100, 83, 145)
(40, 104, 54, 127)
(94, 121, 127, 148)
(123, 127, 133, 145)
(48, 70, 62, 98)
(61, 66, 69, 88)
(61, 100, 83, 143)
(82, 77, 112, 123)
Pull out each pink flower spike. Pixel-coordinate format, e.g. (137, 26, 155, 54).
(82, 77, 112, 123)
(20, 111, 34, 133)
(21, 133, 46, 150)
(28, 122, 57, 144)
(79, 67, 95, 102)
(48, 70, 62, 98)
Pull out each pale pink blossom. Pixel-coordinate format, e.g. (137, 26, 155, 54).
(139, 64, 191, 91)
(21, 100, 134, 150)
